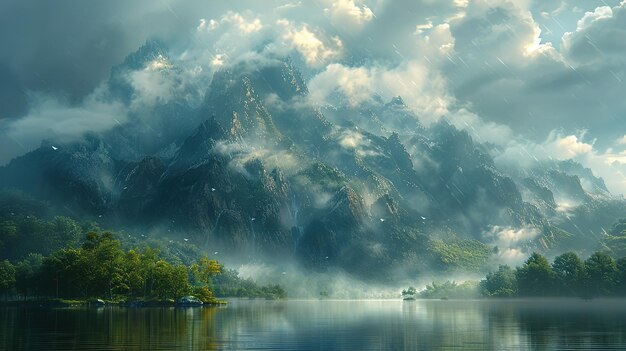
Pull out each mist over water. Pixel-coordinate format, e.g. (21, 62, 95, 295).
(4, 299, 626, 350)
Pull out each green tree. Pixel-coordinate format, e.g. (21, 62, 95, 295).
(47, 249, 83, 297)
(419, 281, 478, 299)
(211, 268, 287, 299)
(150, 260, 191, 300)
(0, 215, 83, 261)
(190, 257, 221, 302)
(80, 232, 126, 298)
(14, 253, 44, 297)
(0, 220, 17, 254)
(420, 281, 456, 299)
(552, 252, 585, 296)
(50, 216, 82, 248)
(0, 260, 16, 298)
(480, 265, 517, 297)
(138, 247, 160, 299)
(121, 250, 145, 298)
(120, 246, 165, 299)
(515, 252, 555, 296)
(193, 286, 215, 302)
(402, 286, 417, 298)
(584, 252, 619, 296)
(261, 284, 287, 300)
(17, 216, 47, 254)
(191, 257, 222, 287)
(617, 257, 626, 296)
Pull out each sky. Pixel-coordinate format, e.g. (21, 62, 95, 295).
(1, 0, 626, 193)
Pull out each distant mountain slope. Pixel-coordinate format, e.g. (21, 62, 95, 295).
(1, 43, 624, 279)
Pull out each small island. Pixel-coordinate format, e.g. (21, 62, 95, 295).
(401, 286, 417, 300)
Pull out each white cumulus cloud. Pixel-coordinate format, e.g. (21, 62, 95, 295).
(323, 0, 374, 29)
(282, 24, 343, 66)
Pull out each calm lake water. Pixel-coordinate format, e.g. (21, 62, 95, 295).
(2, 299, 626, 350)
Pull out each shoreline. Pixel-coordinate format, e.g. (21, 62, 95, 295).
(0, 298, 228, 308)
(3, 296, 626, 308)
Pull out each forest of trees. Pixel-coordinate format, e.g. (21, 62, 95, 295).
(4, 192, 626, 302)
(0, 192, 288, 302)
(0, 231, 286, 302)
(481, 251, 626, 298)
(416, 251, 626, 299)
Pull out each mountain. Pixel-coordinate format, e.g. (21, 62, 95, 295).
(0, 136, 119, 214)
(105, 40, 205, 161)
(1, 44, 625, 280)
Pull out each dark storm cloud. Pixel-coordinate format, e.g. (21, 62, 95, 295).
(444, 0, 626, 147)
(0, 0, 458, 108)
(2, 0, 626, 192)
(0, 64, 28, 119)
(563, 3, 626, 65)
(0, 1, 143, 102)
(0, 0, 269, 104)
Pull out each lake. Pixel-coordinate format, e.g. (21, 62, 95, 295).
(2, 299, 626, 350)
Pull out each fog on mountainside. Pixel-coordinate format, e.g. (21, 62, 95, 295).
(2, 40, 625, 288)
(2, 1, 626, 293)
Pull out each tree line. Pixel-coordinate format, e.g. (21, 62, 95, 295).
(0, 232, 286, 302)
(481, 251, 626, 298)
(412, 251, 626, 299)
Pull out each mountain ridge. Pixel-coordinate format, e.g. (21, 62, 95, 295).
(1, 42, 624, 279)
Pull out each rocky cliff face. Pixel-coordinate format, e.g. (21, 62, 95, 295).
(0, 136, 119, 213)
(1, 44, 623, 278)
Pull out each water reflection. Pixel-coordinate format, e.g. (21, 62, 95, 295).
(2, 299, 626, 350)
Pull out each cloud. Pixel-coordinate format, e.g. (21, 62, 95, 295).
(576, 5, 613, 31)
(309, 61, 451, 121)
(495, 247, 531, 266)
(221, 11, 263, 34)
(281, 24, 343, 67)
(211, 54, 226, 67)
(335, 129, 382, 158)
(542, 132, 594, 159)
(492, 129, 626, 195)
(197, 11, 263, 35)
(338, 129, 366, 149)
(484, 225, 540, 265)
(309, 64, 374, 106)
(323, 0, 374, 29)
(124, 54, 204, 110)
(0, 0, 185, 101)
(419, 23, 456, 55)
(0, 89, 127, 164)
(448, 108, 515, 146)
(562, 2, 626, 65)
(188, 11, 277, 70)
(415, 21, 434, 35)
(2, 0, 626, 196)
(196, 18, 219, 32)
(213, 140, 302, 175)
(127, 58, 177, 109)
(486, 225, 540, 246)
(439, 0, 626, 162)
